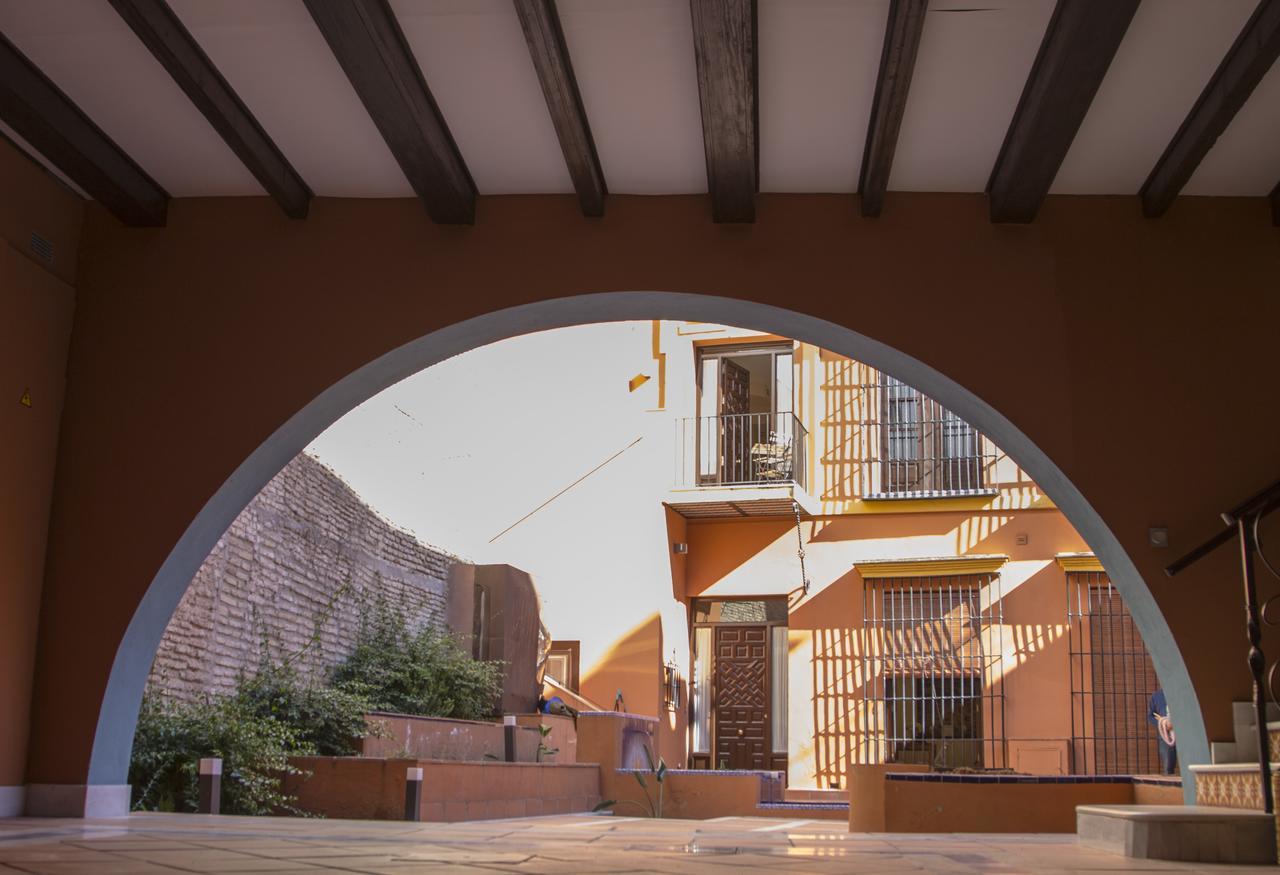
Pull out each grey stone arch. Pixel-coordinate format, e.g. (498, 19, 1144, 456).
(90, 291, 1206, 802)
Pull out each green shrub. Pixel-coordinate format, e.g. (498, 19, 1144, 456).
(234, 664, 374, 756)
(332, 603, 503, 721)
(130, 601, 502, 815)
(129, 695, 310, 815)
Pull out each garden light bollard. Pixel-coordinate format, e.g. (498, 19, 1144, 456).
(503, 715, 517, 762)
(197, 758, 222, 814)
(404, 767, 423, 821)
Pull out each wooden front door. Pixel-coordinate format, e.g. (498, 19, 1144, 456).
(713, 625, 769, 770)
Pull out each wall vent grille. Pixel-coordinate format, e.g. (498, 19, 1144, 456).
(29, 231, 54, 264)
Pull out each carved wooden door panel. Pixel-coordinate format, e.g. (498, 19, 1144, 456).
(713, 625, 769, 770)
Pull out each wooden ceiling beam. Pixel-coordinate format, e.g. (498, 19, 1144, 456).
(0, 32, 167, 226)
(304, 0, 476, 224)
(1141, 0, 1280, 218)
(514, 0, 606, 217)
(690, 0, 757, 223)
(110, 0, 311, 219)
(1271, 180, 1280, 225)
(859, 0, 927, 219)
(987, 0, 1139, 223)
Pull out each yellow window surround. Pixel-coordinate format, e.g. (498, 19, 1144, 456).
(1054, 552, 1105, 573)
(853, 554, 1009, 579)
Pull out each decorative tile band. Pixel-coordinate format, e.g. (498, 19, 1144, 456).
(1196, 769, 1266, 810)
(884, 772, 1134, 784)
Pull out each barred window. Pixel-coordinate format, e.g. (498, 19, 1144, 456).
(877, 375, 990, 497)
(1067, 571, 1162, 774)
(857, 574, 1006, 769)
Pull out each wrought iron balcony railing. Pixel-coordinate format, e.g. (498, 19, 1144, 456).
(675, 412, 808, 490)
(854, 376, 999, 499)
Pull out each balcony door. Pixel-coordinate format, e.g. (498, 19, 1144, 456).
(696, 344, 794, 486)
(881, 375, 984, 495)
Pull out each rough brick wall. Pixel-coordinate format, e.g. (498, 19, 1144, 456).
(146, 452, 460, 702)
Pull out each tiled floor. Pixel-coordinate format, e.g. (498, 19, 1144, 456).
(0, 812, 1273, 873)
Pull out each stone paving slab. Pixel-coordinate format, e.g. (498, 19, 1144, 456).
(0, 812, 1276, 873)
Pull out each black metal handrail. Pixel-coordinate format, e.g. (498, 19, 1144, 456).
(1166, 476, 1280, 814)
(675, 412, 808, 490)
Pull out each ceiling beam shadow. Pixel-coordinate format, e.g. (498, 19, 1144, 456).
(1140, 0, 1280, 218)
(859, 0, 927, 219)
(110, 0, 311, 219)
(514, 0, 606, 217)
(0, 32, 168, 226)
(987, 0, 1139, 224)
(690, 0, 757, 223)
(304, 0, 476, 224)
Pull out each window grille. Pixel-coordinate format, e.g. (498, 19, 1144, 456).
(1067, 571, 1162, 774)
(857, 575, 1007, 768)
(878, 376, 990, 497)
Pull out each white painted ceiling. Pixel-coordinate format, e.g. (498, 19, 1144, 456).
(0, 0, 1276, 201)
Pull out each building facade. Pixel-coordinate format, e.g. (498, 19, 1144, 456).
(527, 322, 1165, 789)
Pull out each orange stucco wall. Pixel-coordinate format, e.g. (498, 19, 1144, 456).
(883, 778, 1134, 833)
(0, 141, 80, 794)
(18, 190, 1280, 789)
(683, 508, 1094, 786)
(285, 756, 601, 822)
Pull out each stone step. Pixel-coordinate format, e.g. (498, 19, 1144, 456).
(755, 800, 848, 821)
(1209, 703, 1280, 764)
(782, 787, 847, 803)
(1077, 804, 1275, 863)
(1232, 700, 1280, 727)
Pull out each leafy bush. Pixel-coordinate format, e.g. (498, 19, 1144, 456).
(332, 603, 503, 721)
(234, 664, 374, 756)
(130, 600, 503, 814)
(129, 695, 310, 815)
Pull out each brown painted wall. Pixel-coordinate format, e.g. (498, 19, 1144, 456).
(23, 192, 1280, 786)
(0, 139, 81, 791)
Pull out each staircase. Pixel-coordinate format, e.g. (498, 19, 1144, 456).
(1208, 701, 1280, 765)
(1077, 702, 1279, 864)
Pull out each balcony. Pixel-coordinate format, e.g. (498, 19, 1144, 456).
(668, 412, 815, 519)
(859, 378, 998, 500)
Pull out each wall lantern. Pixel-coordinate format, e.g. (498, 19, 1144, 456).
(663, 660, 683, 711)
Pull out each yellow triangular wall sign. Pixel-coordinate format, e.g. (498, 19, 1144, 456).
(19, 388, 32, 408)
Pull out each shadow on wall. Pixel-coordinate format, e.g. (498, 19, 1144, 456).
(817, 355, 1040, 504)
(684, 519, 793, 598)
(789, 570, 864, 789)
(579, 613, 663, 722)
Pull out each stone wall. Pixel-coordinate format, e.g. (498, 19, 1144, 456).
(147, 452, 460, 702)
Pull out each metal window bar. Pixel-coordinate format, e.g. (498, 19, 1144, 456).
(1066, 571, 1161, 775)
(857, 574, 1006, 768)
(852, 374, 997, 498)
(675, 411, 808, 490)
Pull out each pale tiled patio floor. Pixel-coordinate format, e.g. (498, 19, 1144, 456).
(0, 812, 1271, 874)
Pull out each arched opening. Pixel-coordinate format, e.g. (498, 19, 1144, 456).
(90, 291, 1205, 804)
